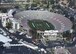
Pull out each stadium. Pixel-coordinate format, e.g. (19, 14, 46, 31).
(14, 10, 73, 33)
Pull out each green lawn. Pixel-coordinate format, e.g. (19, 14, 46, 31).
(28, 20, 55, 31)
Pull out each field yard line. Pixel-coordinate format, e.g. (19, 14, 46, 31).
(32, 23, 35, 28)
(46, 23, 50, 27)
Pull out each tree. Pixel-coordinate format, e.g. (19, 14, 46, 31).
(6, 22, 12, 30)
(49, 0, 55, 4)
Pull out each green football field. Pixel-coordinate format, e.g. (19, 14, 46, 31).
(28, 20, 55, 31)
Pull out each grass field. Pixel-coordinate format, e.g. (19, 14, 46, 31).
(28, 20, 55, 31)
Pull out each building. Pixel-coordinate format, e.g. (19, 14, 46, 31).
(58, 0, 69, 7)
(1, 13, 20, 31)
(0, 34, 12, 43)
(37, 30, 63, 41)
(9, 18, 20, 30)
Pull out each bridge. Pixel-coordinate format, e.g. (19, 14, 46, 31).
(3, 42, 47, 53)
(3, 41, 38, 50)
(0, 1, 33, 9)
(0, 3, 17, 8)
